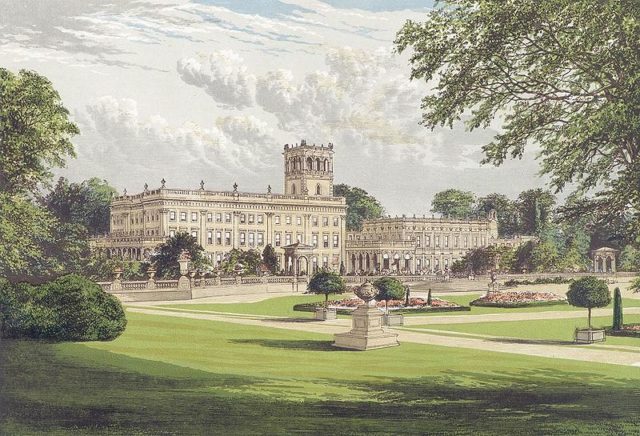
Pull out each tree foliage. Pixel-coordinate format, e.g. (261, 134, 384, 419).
(431, 189, 475, 219)
(517, 190, 556, 235)
(476, 193, 519, 237)
(220, 249, 262, 276)
(396, 1, 640, 239)
(44, 177, 117, 235)
(334, 184, 384, 231)
(566, 276, 611, 328)
(151, 233, 207, 278)
(261, 244, 278, 274)
(307, 270, 346, 303)
(612, 287, 623, 330)
(373, 277, 406, 311)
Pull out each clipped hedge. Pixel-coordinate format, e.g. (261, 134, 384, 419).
(470, 299, 568, 308)
(293, 303, 470, 315)
(0, 274, 127, 341)
(606, 325, 640, 338)
(503, 277, 574, 287)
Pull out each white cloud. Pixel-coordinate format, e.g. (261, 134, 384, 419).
(177, 50, 256, 109)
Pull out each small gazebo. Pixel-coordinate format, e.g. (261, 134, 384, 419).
(591, 247, 619, 273)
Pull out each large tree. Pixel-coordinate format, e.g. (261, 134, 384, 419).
(334, 184, 384, 231)
(0, 69, 79, 280)
(396, 1, 640, 239)
(44, 177, 117, 235)
(475, 193, 519, 236)
(150, 233, 207, 278)
(431, 189, 475, 219)
(516, 189, 556, 235)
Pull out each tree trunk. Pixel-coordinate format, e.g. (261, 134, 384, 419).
(588, 307, 592, 330)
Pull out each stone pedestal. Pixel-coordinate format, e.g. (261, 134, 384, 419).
(333, 303, 399, 351)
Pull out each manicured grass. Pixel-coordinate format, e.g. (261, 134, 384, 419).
(411, 314, 640, 347)
(3, 311, 640, 434)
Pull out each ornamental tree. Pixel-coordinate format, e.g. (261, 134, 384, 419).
(566, 277, 611, 329)
(307, 270, 346, 304)
(395, 1, 640, 240)
(612, 287, 623, 331)
(151, 233, 207, 278)
(373, 277, 406, 313)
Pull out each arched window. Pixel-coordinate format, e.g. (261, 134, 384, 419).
(324, 159, 329, 171)
(307, 157, 313, 170)
(316, 158, 321, 171)
(291, 184, 296, 195)
(316, 184, 321, 195)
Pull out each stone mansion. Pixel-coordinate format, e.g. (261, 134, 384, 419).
(93, 140, 513, 274)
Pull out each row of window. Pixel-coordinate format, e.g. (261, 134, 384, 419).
(167, 229, 340, 249)
(349, 234, 486, 248)
(167, 211, 340, 227)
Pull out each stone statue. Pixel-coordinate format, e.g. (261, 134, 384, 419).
(267, 184, 272, 193)
(144, 182, 148, 192)
(200, 180, 205, 190)
(160, 178, 166, 188)
(233, 182, 238, 192)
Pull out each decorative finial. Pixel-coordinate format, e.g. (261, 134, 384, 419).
(200, 180, 205, 190)
(123, 188, 127, 196)
(161, 178, 166, 188)
(144, 182, 149, 192)
(233, 182, 238, 192)
(267, 184, 272, 193)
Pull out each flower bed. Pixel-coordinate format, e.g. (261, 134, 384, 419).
(293, 297, 470, 315)
(470, 291, 567, 308)
(607, 324, 640, 338)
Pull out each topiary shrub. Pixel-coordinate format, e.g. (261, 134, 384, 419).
(0, 274, 126, 341)
(373, 277, 405, 313)
(612, 287, 623, 331)
(307, 270, 346, 305)
(566, 276, 611, 330)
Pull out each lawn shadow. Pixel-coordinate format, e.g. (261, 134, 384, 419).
(229, 338, 339, 351)
(488, 337, 575, 346)
(264, 317, 320, 323)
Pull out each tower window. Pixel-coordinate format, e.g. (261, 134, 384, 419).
(291, 184, 296, 195)
(316, 184, 321, 195)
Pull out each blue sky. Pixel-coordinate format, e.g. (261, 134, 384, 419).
(0, 0, 544, 214)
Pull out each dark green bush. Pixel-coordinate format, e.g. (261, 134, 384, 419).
(0, 274, 126, 341)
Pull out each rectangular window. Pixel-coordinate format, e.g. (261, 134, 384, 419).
(275, 233, 281, 247)
(444, 236, 449, 248)
(216, 231, 222, 245)
(285, 233, 292, 245)
(207, 231, 213, 245)
(257, 233, 264, 246)
(225, 232, 231, 245)
(286, 216, 291, 225)
(435, 236, 440, 247)
(323, 256, 328, 268)
(426, 236, 431, 247)
(191, 230, 197, 238)
(312, 216, 318, 226)
(170, 211, 176, 221)
(296, 216, 302, 226)
(296, 233, 302, 243)
(474, 237, 478, 247)
(240, 214, 246, 224)
(216, 213, 222, 222)
(249, 233, 255, 246)
(464, 237, 468, 248)
(323, 234, 329, 248)
(180, 212, 187, 221)
(240, 232, 246, 246)
(416, 236, 421, 247)
(225, 213, 231, 223)
(191, 212, 198, 222)
(454, 236, 459, 248)
(207, 213, 212, 222)
(275, 215, 281, 225)
(333, 217, 339, 226)
(248, 214, 254, 224)
(257, 214, 264, 224)
(322, 217, 329, 226)
(312, 234, 318, 247)
(169, 230, 176, 237)
(333, 234, 339, 248)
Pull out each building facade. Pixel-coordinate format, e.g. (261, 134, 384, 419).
(93, 142, 347, 273)
(345, 212, 500, 274)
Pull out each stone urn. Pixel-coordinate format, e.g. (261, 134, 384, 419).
(333, 281, 399, 350)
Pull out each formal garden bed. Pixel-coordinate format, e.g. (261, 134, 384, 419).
(503, 277, 574, 287)
(607, 324, 640, 338)
(294, 297, 470, 315)
(470, 291, 567, 308)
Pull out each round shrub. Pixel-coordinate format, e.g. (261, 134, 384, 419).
(373, 277, 406, 311)
(566, 276, 611, 329)
(0, 274, 126, 341)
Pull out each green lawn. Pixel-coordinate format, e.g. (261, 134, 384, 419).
(409, 314, 640, 348)
(3, 311, 640, 434)
(161, 292, 640, 318)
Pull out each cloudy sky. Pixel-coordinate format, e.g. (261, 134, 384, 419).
(1, 0, 546, 215)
